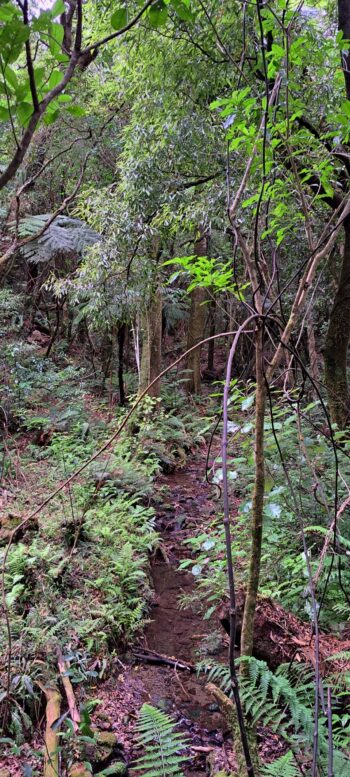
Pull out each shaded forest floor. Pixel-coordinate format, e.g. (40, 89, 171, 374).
(1, 319, 350, 775)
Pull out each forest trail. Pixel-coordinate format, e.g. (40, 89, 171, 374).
(94, 445, 237, 776)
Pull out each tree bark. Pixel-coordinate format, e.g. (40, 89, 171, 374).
(40, 685, 61, 777)
(324, 218, 350, 428)
(118, 323, 126, 405)
(139, 288, 163, 397)
(185, 228, 209, 393)
(240, 323, 266, 659)
(207, 297, 216, 372)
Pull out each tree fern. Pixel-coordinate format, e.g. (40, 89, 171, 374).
(133, 704, 188, 777)
(12, 213, 100, 262)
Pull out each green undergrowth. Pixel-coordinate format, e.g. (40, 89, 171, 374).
(198, 656, 350, 775)
(180, 381, 350, 632)
(0, 308, 205, 751)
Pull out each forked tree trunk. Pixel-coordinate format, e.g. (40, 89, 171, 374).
(185, 228, 208, 393)
(139, 288, 163, 397)
(324, 218, 350, 428)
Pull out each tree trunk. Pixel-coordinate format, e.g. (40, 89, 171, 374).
(185, 228, 208, 393)
(240, 323, 266, 659)
(139, 288, 162, 397)
(324, 218, 350, 428)
(307, 312, 321, 392)
(117, 323, 126, 405)
(207, 297, 216, 372)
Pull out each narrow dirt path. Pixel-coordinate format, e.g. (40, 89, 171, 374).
(96, 445, 237, 775)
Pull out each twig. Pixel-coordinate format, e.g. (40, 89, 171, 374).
(133, 648, 194, 672)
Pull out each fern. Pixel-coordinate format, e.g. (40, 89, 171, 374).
(133, 704, 188, 777)
(260, 750, 299, 777)
(13, 213, 100, 262)
(197, 657, 314, 741)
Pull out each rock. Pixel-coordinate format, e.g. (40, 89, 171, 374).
(27, 329, 50, 346)
(96, 731, 119, 749)
(0, 513, 37, 544)
(83, 728, 124, 770)
(0, 768, 11, 777)
(69, 765, 91, 777)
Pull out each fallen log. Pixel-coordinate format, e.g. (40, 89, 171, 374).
(38, 683, 61, 777)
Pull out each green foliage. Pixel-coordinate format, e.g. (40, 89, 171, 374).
(14, 214, 100, 264)
(166, 254, 249, 297)
(180, 383, 350, 628)
(198, 656, 350, 775)
(133, 704, 188, 777)
(260, 751, 299, 777)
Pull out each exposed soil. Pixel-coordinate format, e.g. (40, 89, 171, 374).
(94, 449, 238, 776)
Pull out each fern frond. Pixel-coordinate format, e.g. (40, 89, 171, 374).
(260, 751, 299, 777)
(197, 657, 314, 741)
(13, 214, 100, 263)
(134, 704, 188, 777)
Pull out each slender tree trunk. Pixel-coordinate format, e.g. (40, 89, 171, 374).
(241, 323, 266, 659)
(207, 297, 216, 372)
(139, 288, 162, 397)
(324, 218, 350, 428)
(307, 312, 321, 391)
(117, 323, 126, 405)
(185, 228, 208, 393)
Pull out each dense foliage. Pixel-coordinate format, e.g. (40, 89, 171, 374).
(1, 1, 350, 776)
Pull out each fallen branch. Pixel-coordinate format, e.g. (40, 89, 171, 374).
(133, 647, 194, 672)
(57, 648, 81, 732)
(38, 683, 61, 777)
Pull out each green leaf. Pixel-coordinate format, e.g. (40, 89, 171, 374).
(50, 0, 66, 17)
(56, 93, 72, 103)
(43, 107, 60, 125)
(66, 104, 86, 117)
(111, 7, 129, 30)
(341, 99, 350, 118)
(0, 104, 10, 121)
(17, 101, 32, 127)
(242, 394, 254, 411)
(148, 0, 168, 28)
(0, 5, 15, 22)
(32, 12, 52, 33)
(171, 0, 193, 21)
(47, 69, 63, 90)
(34, 66, 47, 89)
(49, 21, 64, 57)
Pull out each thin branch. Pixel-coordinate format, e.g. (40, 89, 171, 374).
(222, 314, 258, 777)
(83, 0, 154, 54)
(23, 0, 39, 112)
